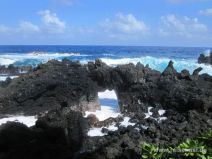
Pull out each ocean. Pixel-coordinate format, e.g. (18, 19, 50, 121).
(0, 45, 211, 75)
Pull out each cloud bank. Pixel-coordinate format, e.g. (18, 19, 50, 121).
(0, 9, 211, 46)
(100, 13, 149, 39)
(199, 8, 212, 16)
(159, 14, 208, 38)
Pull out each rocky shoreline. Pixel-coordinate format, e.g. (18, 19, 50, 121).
(0, 59, 211, 159)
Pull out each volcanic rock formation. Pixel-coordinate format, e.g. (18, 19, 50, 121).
(0, 59, 211, 159)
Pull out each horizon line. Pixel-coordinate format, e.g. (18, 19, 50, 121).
(0, 44, 211, 48)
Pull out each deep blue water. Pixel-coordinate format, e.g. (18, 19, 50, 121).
(0, 45, 210, 59)
(0, 45, 211, 74)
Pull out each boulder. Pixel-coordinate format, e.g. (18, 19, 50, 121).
(198, 52, 212, 65)
(0, 60, 100, 115)
(162, 60, 177, 77)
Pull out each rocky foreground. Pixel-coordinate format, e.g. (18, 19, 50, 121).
(0, 59, 211, 159)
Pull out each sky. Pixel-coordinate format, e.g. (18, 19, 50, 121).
(0, 0, 212, 46)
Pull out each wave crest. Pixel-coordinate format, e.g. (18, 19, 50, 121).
(100, 56, 212, 75)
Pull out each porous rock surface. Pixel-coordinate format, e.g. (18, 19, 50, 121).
(0, 59, 211, 159)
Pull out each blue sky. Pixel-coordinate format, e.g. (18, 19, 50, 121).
(0, 0, 212, 46)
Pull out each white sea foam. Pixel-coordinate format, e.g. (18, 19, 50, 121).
(141, 125, 148, 130)
(0, 52, 89, 66)
(120, 117, 135, 127)
(87, 123, 118, 137)
(144, 107, 153, 119)
(86, 89, 120, 136)
(0, 76, 19, 81)
(0, 76, 7, 81)
(28, 52, 81, 57)
(103, 54, 114, 56)
(158, 117, 167, 122)
(84, 106, 121, 121)
(87, 127, 105, 137)
(158, 109, 166, 116)
(0, 116, 37, 127)
(135, 127, 140, 131)
(144, 107, 167, 123)
(107, 124, 118, 131)
(100, 57, 212, 75)
(1, 53, 211, 75)
(85, 90, 119, 121)
(98, 90, 117, 100)
(0, 58, 15, 65)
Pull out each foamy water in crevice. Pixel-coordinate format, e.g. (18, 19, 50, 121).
(144, 107, 167, 123)
(86, 90, 139, 137)
(85, 90, 120, 121)
(85, 90, 120, 136)
(84, 105, 121, 121)
(0, 116, 37, 127)
(86, 98, 168, 137)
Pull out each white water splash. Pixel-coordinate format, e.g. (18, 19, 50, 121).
(0, 76, 19, 81)
(0, 116, 37, 127)
(0, 52, 89, 66)
(87, 127, 105, 137)
(98, 90, 117, 100)
(120, 117, 136, 127)
(87, 117, 134, 137)
(84, 106, 121, 121)
(100, 56, 212, 75)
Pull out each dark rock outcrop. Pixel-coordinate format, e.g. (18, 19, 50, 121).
(0, 59, 212, 159)
(0, 122, 71, 159)
(88, 60, 212, 113)
(0, 59, 211, 115)
(0, 107, 211, 159)
(0, 60, 100, 115)
(198, 52, 212, 65)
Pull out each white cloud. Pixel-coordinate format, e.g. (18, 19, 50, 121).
(199, 8, 212, 16)
(19, 21, 40, 33)
(100, 13, 149, 39)
(39, 10, 66, 33)
(159, 14, 208, 38)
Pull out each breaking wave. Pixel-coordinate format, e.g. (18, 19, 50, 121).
(0, 52, 211, 75)
(0, 52, 90, 66)
(100, 56, 212, 75)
